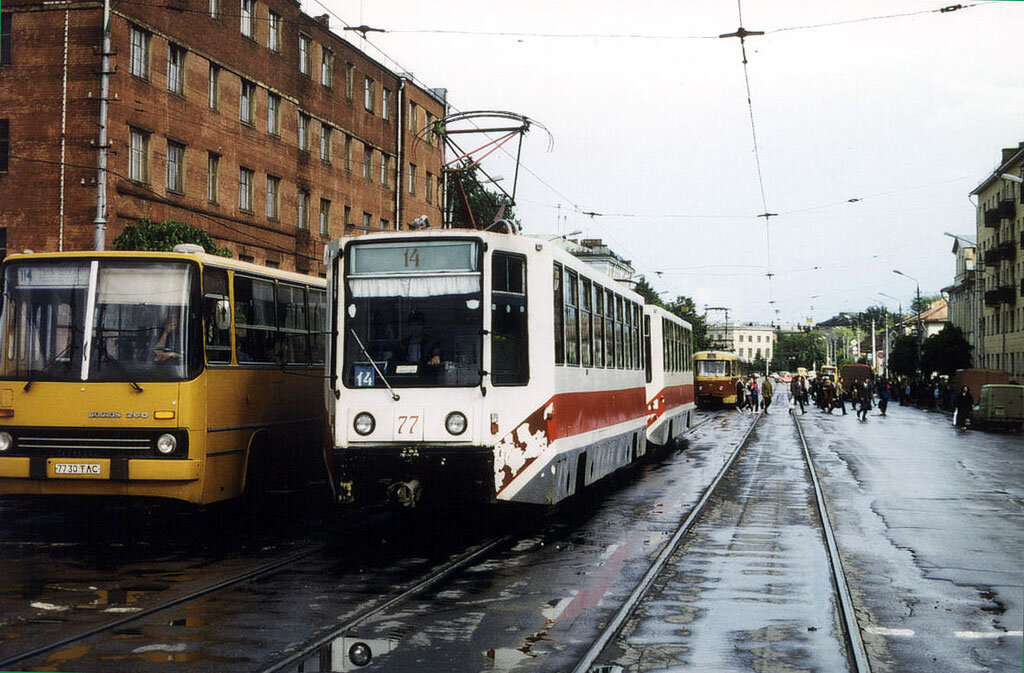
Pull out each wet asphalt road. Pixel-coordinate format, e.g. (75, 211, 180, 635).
(1, 402, 1021, 672)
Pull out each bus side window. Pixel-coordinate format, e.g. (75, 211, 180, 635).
(235, 275, 277, 364)
(277, 282, 309, 365)
(203, 268, 231, 364)
(309, 288, 327, 365)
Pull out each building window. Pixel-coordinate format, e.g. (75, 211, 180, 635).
(362, 144, 371, 180)
(267, 93, 280, 135)
(362, 212, 372, 229)
(0, 14, 10, 66)
(321, 49, 333, 87)
(167, 44, 185, 95)
(128, 128, 148, 182)
(266, 175, 280, 219)
(344, 134, 352, 171)
(239, 167, 254, 211)
(320, 124, 331, 162)
(207, 153, 219, 202)
(382, 88, 391, 121)
(208, 0, 219, 19)
(345, 62, 354, 100)
(408, 163, 416, 195)
(267, 11, 280, 51)
(208, 64, 219, 110)
(297, 189, 310, 229)
(240, 0, 254, 37)
(344, 205, 351, 227)
(381, 154, 389, 187)
(129, 26, 149, 79)
(425, 172, 433, 204)
(240, 80, 254, 124)
(319, 199, 330, 235)
(166, 140, 185, 193)
(380, 218, 389, 230)
(425, 112, 435, 144)
(299, 34, 311, 75)
(364, 76, 374, 113)
(297, 113, 310, 151)
(408, 101, 417, 131)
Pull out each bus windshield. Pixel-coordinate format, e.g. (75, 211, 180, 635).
(697, 359, 728, 377)
(343, 240, 482, 388)
(0, 260, 199, 382)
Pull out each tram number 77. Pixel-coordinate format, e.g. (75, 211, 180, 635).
(394, 412, 423, 439)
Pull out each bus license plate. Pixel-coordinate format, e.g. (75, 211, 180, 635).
(53, 463, 102, 476)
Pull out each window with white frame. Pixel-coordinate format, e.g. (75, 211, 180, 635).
(167, 44, 185, 95)
(382, 88, 391, 121)
(344, 134, 351, 171)
(320, 124, 331, 162)
(128, 128, 149, 182)
(321, 49, 333, 87)
(380, 154, 388, 187)
(239, 167, 254, 211)
(240, 0, 254, 37)
(362, 212, 372, 229)
(166, 140, 185, 193)
(297, 189, 310, 229)
(240, 80, 254, 124)
(208, 64, 219, 110)
(364, 76, 374, 113)
(299, 34, 311, 75)
(207, 153, 219, 202)
(362, 144, 371, 179)
(425, 171, 433, 204)
(319, 199, 330, 235)
(408, 163, 417, 195)
(267, 93, 280, 135)
(208, 0, 219, 19)
(298, 113, 310, 151)
(266, 175, 280, 219)
(129, 26, 149, 78)
(268, 11, 281, 51)
(345, 62, 354, 100)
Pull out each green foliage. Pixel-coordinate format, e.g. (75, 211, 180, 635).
(888, 334, 919, 376)
(770, 331, 827, 372)
(113, 218, 232, 257)
(920, 325, 973, 376)
(633, 277, 710, 351)
(854, 305, 892, 333)
(832, 326, 857, 366)
(911, 293, 942, 315)
(446, 166, 518, 229)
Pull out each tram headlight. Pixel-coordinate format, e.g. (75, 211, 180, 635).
(155, 433, 177, 455)
(348, 642, 372, 667)
(445, 411, 467, 436)
(0, 431, 11, 452)
(353, 412, 376, 436)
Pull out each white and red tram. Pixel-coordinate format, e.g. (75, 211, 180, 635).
(324, 229, 653, 506)
(643, 306, 695, 448)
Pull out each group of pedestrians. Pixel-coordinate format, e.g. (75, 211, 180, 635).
(734, 374, 775, 414)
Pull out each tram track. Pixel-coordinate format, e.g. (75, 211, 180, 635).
(572, 405, 873, 673)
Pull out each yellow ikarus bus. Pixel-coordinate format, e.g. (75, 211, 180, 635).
(0, 247, 329, 504)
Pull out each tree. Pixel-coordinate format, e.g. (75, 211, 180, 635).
(832, 326, 857, 366)
(445, 166, 518, 229)
(888, 334, 919, 376)
(769, 331, 826, 373)
(113, 218, 231, 256)
(664, 294, 710, 352)
(920, 325, 973, 376)
(910, 293, 942, 315)
(854, 305, 891, 333)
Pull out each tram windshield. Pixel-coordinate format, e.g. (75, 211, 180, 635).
(343, 240, 482, 388)
(0, 260, 200, 382)
(696, 359, 729, 377)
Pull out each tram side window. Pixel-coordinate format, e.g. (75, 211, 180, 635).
(593, 285, 604, 368)
(553, 263, 563, 365)
(234, 275, 277, 363)
(623, 300, 632, 370)
(615, 296, 624, 368)
(580, 278, 592, 368)
(202, 267, 231, 364)
(491, 252, 528, 385)
(644, 314, 652, 383)
(564, 268, 579, 366)
(604, 289, 614, 369)
(632, 303, 641, 371)
(278, 283, 309, 364)
(309, 288, 327, 365)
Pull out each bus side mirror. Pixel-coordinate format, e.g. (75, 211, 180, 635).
(215, 299, 231, 331)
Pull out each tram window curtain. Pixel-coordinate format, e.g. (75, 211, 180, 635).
(348, 275, 479, 298)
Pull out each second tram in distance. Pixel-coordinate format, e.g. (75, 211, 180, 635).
(693, 350, 741, 409)
(324, 229, 693, 507)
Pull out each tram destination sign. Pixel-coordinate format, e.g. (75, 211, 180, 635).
(350, 241, 478, 274)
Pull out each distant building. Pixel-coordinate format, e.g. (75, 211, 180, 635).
(0, 0, 446, 273)
(706, 322, 775, 363)
(942, 235, 978, 361)
(970, 142, 1023, 374)
(545, 236, 637, 289)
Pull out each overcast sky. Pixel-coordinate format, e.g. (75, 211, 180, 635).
(318, 0, 1023, 325)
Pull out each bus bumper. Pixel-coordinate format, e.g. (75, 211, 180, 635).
(0, 457, 200, 481)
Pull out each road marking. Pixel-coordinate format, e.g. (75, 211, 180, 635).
(955, 630, 1023, 639)
(866, 626, 915, 636)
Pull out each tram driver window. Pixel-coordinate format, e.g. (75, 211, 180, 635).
(491, 252, 528, 385)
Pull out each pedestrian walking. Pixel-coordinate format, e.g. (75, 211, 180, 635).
(857, 380, 872, 420)
(953, 385, 973, 429)
(762, 376, 774, 413)
(735, 377, 746, 413)
(748, 377, 759, 414)
(878, 379, 891, 416)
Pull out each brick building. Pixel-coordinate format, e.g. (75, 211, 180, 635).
(0, 0, 446, 274)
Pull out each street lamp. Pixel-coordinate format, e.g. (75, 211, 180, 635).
(893, 269, 923, 373)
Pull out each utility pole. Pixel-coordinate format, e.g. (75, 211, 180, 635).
(94, 0, 113, 250)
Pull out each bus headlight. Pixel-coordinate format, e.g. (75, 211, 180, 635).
(353, 412, 376, 436)
(156, 433, 177, 455)
(445, 412, 467, 436)
(0, 431, 12, 452)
